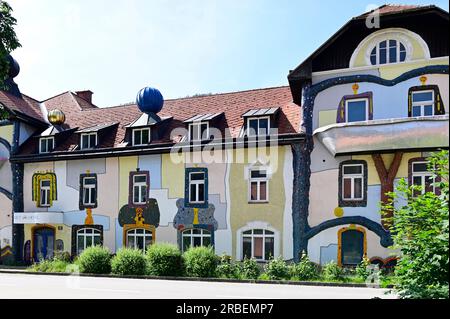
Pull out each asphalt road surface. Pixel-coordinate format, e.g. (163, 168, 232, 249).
(0, 273, 396, 299)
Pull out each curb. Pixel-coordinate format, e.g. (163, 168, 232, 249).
(0, 269, 390, 289)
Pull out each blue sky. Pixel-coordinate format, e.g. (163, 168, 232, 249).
(9, 0, 449, 107)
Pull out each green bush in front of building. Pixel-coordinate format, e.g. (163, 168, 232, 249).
(290, 251, 320, 281)
(77, 245, 111, 274)
(146, 243, 184, 277)
(111, 248, 147, 276)
(239, 257, 261, 280)
(216, 254, 241, 279)
(322, 261, 345, 281)
(183, 246, 217, 278)
(264, 256, 290, 280)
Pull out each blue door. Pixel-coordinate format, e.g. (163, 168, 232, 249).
(33, 227, 55, 262)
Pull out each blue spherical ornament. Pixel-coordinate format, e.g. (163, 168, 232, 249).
(136, 87, 164, 114)
(7, 55, 20, 78)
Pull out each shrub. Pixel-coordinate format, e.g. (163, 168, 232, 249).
(264, 256, 289, 280)
(54, 251, 71, 263)
(183, 246, 217, 278)
(216, 254, 240, 279)
(77, 245, 111, 274)
(29, 257, 70, 273)
(240, 257, 261, 280)
(383, 150, 449, 299)
(111, 248, 147, 276)
(355, 256, 371, 281)
(322, 261, 345, 281)
(146, 243, 183, 276)
(290, 251, 319, 281)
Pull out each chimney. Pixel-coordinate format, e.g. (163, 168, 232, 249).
(76, 90, 93, 103)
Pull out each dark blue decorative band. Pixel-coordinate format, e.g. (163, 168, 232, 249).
(305, 216, 393, 247)
(0, 186, 12, 200)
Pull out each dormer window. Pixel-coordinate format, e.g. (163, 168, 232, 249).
(242, 107, 279, 137)
(247, 117, 269, 136)
(189, 122, 209, 141)
(132, 127, 151, 146)
(370, 40, 406, 65)
(81, 132, 97, 150)
(39, 137, 54, 154)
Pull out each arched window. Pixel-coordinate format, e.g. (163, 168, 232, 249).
(338, 227, 367, 266)
(77, 228, 101, 255)
(242, 229, 274, 261)
(181, 228, 211, 252)
(126, 228, 153, 252)
(370, 39, 407, 65)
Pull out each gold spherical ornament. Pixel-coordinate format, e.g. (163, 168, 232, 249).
(47, 109, 65, 125)
(334, 207, 344, 218)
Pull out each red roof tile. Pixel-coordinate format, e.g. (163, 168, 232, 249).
(0, 91, 44, 121)
(356, 4, 424, 18)
(12, 86, 301, 155)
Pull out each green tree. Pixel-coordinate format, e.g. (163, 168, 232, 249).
(383, 150, 449, 299)
(1, 1, 21, 87)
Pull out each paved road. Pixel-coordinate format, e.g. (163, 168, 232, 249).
(0, 273, 396, 299)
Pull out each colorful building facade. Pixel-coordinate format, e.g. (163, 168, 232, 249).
(1, 5, 449, 267)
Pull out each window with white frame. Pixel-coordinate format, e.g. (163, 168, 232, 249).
(342, 164, 364, 201)
(39, 137, 54, 154)
(249, 168, 269, 202)
(246, 117, 270, 136)
(411, 161, 435, 197)
(133, 174, 148, 204)
(40, 179, 51, 207)
(181, 228, 211, 252)
(76, 228, 101, 255)
(346, 98, 368, 122)
(82, 176, 97, 206)
(188, 172, 206, 204)
(189, 122, 209, 141)
(370, 39, 407, 65)
(132, 127, 151, 146)
(126, 228, 152, 252)
(242, 229, 274, 261)
(80, 133, 97, 150)
(411, 90, 435, 117)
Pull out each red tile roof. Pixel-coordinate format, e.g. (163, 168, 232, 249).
(356, 4, 425, 18)
(0, 91, 44, 121)
(8, 86, 301, 155)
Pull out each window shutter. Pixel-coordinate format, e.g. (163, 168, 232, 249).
(408, 89, 413, 117)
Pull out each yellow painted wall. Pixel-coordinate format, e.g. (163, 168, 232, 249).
(318, 110, 337, 128)
(353, 152, 422, 185)
(161, 153, 184, 198)
(118, 156, 138, 208)
(379, 57, 449, 80)
(229, 146, 286, 258)
(0, 125, 13, 144)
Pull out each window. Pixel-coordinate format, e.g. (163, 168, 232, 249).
(189, 122, 209, 141)
(76, 228, 101, 255)
(249, 168, 269, 202)
(242, 229, 274, 261)
(411, 161, 435, 196)
(189, 172, 206, 204)
(126, 228, 152, 252)
(39, 137, 54, 154)
(411, 90, 434, 117)
(342, 164, 364, 201)
(82, 176, 97, 206)
(40, 179, 51, 207)
(132, 128, 150, 146)
(80, 133, 97, 150)
(345, 99, 368, 122)
(370, 40, 407, 65)
(247, 117, 270, 136)
(181, 228, 211, 252)
(133, 174, 148, 204)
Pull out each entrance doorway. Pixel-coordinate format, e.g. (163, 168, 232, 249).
(340, 229, 365, 266)
(33, 227, 55, 262)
